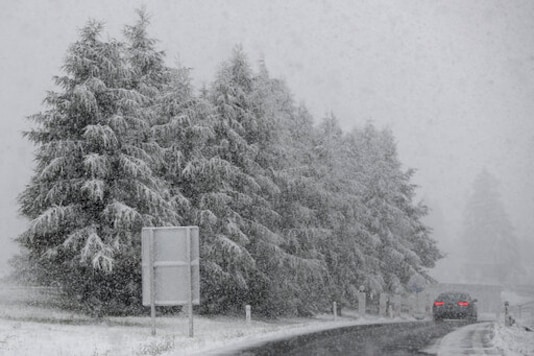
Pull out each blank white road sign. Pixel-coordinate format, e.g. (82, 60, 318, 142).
(142, 226, 200, 306)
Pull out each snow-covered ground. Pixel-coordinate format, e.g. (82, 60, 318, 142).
(2, 279, 533, 355)
(0, 303, 406, 356)
(0, 297, 532, 355)
(492, 322, 534, 356)
(423, 321, 534, 355)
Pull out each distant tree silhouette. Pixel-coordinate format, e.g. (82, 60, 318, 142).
(461, 169, 524, 285)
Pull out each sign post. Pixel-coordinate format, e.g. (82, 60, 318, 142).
(142, 226, 200, 337)
(149, 228, 156, 336)
(187, 227, 194, 337)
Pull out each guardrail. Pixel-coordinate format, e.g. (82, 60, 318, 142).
(506, 300, 534, 328)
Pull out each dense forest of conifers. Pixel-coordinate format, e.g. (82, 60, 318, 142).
(13, 11, 441, 316)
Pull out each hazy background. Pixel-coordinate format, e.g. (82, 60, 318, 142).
(1, 0, 533, 281)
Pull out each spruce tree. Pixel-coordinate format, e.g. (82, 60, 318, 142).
(311, 114, 371, 307)
(18, 20, 178, 314)
(192, 47, 266, 313)
(152, 59, 220, 313)
(200, 47, 292, 314)
(352, 123, 440, 294)
(252, 63, 330, 315)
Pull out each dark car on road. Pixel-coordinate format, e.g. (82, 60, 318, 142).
(432, 291, 478, 322)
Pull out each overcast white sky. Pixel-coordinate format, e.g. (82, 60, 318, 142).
(1, 0, 533, 275)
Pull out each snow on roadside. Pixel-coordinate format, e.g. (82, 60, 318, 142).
(3, 299, 533, 356)
(424, 320, 534, 356)
(492, 322, 534, 356)
(0, 303, 403, 356)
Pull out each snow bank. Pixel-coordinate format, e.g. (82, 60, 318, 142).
(492, 322, 534, 356)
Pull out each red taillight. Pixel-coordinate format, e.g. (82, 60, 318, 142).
(434, 301, 445, 307)
(457, 301, 470, 307)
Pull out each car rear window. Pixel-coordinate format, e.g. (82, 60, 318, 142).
(437, 293, 468, 301)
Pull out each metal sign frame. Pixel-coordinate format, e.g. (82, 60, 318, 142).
(141, 226, 200, 336)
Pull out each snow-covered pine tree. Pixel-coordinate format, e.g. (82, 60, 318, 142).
(310, 114, 372, 308)
(146, 49, 221, 315)
(352, 123, 440, 294)
(18, 20, 178, 314)
(184, 46, 261, 313)
(198, 46, 291, 315)
(251, 62, 329, 315)
(124, 9, 167, 95)
(123, 8, 200, 223)
(343, 128, 386, 294)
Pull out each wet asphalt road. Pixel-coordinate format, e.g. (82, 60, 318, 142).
(234, 320, 470, 356)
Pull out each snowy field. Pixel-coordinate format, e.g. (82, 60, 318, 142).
(0, 286, 533, 355)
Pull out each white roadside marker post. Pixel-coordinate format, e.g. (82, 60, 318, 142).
(246, 305, 251, 323)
